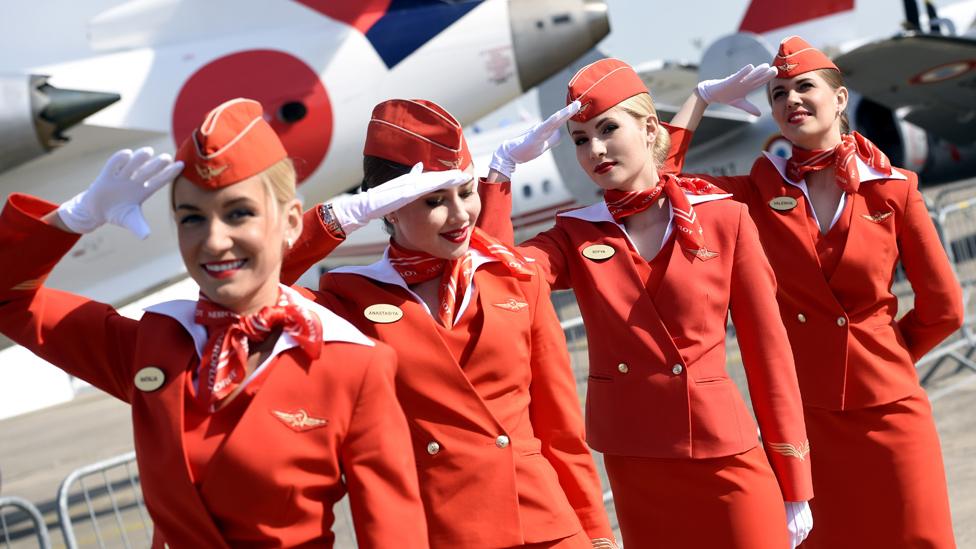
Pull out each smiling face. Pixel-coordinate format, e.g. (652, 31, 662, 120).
(569, 104, 659, 193)
(389, 171, 480, 259)
(769, 70, 849, 150)
(173, 175, 302, 314)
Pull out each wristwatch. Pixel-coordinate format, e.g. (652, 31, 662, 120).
(319, 202, 346, 239)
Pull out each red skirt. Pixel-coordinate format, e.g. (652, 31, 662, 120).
(604, 446, 789, 549)
(799, 389, 955, 548)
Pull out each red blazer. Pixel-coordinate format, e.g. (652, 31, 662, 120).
(698, 154, 964, 410)
(280, 228, 614, 547)
(0, 194, 427, 549)
(478, 183, 814, 502)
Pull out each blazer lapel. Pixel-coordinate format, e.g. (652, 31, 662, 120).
(366, 282, 505, 436)
(600, 225, 682, 365)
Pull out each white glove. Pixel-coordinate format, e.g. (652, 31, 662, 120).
(489, 100, 582, 178)
(785, 500, 813, 548)
(57, 147, 184, 239)
(329, 162, 472, 233)
(695, 63, 778, 116)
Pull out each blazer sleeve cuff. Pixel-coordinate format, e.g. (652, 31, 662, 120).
(764, 440, 815, 502)
(0, 193, 81, 294)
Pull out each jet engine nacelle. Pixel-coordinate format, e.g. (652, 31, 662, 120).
(851, 93, 976, 185)
(0, 74, 118, 173)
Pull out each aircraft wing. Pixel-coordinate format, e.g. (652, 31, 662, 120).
(636, 63, 757, 145)
(834, 33, 976, 145)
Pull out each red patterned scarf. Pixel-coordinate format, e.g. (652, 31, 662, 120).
(194, 289, 323, 410)
(604, 172, 723, 253)
(388, 227, 533, 327)
(786, 131, 892, 193)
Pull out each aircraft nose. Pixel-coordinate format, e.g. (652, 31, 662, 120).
(509, 0, 610, 91)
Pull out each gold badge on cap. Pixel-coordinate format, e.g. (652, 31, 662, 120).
(195, 163, 228, 180)
(769, 196, 798, 212)
(581, 244, 615, 261)
(436, 158, 462, 169)
(134, 367, 165, 392)
(364, 304, 404, 324)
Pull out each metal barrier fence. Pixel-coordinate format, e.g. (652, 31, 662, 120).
(56, 452, 151, 549)
(0, 497, 50, 549)
(915, 185, 976, 384)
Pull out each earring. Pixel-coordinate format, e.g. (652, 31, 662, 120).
(286, 238, 294, 249)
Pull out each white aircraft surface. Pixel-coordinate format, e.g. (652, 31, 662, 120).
(0, 0, 610, 419)
(0, 0, 610, 306)
(2, 0, 975, 420)
(537, 0, 976, 204)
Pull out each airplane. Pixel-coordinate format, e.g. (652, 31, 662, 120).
(537, 0, 976, 203)
(0, 0, 610, 419)
(281, 0, 976, 272)
(0, 0, 610, 307)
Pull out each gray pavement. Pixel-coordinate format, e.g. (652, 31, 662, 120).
(1, 345, 974, 548)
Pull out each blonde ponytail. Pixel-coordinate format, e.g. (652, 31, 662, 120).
(616, 93, 671, 167)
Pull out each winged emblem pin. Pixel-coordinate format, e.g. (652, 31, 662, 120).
(686, 247, 719, 261)
(861, 211, 893, 224)
(493, 298, 529, 312)
(271, 409, 329, 432)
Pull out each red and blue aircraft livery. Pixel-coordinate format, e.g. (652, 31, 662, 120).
(297, 0, 485, 68)
(172, 1, 484, 184)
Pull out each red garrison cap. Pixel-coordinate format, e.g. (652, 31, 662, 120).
(772, 35, 839, 78)
(566, 58, 648, 122)
(363, 99, 472, 170)
(175, 98, 287, 189)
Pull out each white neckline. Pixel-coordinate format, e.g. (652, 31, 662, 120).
(330, 247, 500, 327)
(762, 151, 907, 231)
(557, 193, 731, 255)
(143, 285, 375, 395)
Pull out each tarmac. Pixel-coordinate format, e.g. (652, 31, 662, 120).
(1, 336, 974, 548)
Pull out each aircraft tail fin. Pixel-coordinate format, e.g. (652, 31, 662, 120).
(738, 0, 854, 34)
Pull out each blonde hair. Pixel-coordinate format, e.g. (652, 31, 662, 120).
(616, 93, 671, 167)
(170, 157, 297, 212)
(260, 157, 297, 206)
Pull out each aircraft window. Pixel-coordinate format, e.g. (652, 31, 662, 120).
(542, 179, 552, 193)
(522, 184, 533, 198)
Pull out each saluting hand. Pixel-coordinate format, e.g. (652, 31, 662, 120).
(695, 63, 778, 116)
(328, 163, 472, 233)
(57, 147, 184, 239)
(489, 100, 582, 179)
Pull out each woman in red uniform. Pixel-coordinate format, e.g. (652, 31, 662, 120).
(0, 98, 429, 548)
(673, 36, 962, 548)
(278, 98, 616, 548)
(475, 59, 814, 548)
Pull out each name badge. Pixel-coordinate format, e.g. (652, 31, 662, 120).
(134, 367, 165, 392)
(769, 196, 798, 211)
(364, 304, 404, 324)
(581, 244, 615, 261)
